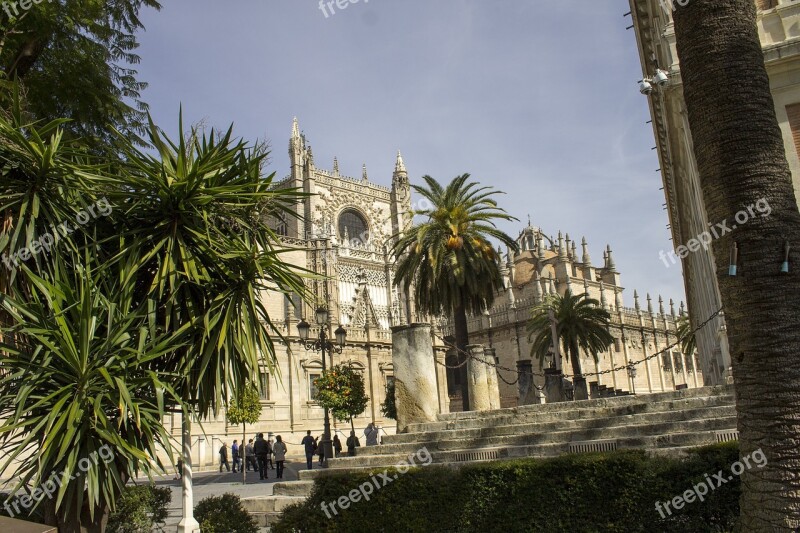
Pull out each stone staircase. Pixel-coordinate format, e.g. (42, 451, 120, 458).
(243, 386, 737, 527)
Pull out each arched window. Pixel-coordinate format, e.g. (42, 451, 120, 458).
(338, 209, 369, 243)
(276, 214, 288, 237)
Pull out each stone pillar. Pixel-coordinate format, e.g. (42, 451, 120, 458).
(516, 359, 537, 405)
(484, 348, 502, 410)
(544, 368, 565, 403)
(391, 323, 439, 432)
(466, 345, 491, 411)
(573, 376, 589, 401)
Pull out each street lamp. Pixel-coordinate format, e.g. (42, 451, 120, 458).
(627, 360, 638, 395)
(297, 307, 347, 466)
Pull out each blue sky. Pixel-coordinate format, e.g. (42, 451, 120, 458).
(133, 0, 686, 310)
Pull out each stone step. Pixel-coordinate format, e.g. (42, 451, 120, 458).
(385, 404, 736, 445)
(435, 386, 731, 421)
(405, 392, 734, 433)
(329, 416, 736, 463)
(242, 495, 306, 514)
(296, 429, 735, 478)
(272, 480, 315, 497)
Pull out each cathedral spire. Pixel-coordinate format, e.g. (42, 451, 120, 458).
(394, 151, 407, 175)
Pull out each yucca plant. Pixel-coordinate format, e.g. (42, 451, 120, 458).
(106, 115, 309, 415)
(391, 174, 517, 410)
(0, 257, 188, 531)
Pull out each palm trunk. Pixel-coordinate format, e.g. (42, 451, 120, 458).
(453, 301, 470, 411)
(569, 341, 587, 401)
(674, 1, 800, 528)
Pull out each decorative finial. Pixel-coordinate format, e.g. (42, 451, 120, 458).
(333, 156, 339, 176)
(647, 293, 653, 314)
(582, 237, 591, 266)
(679, 301, 686, 316)
(606, 245, 616, 271)
(615, 288, 623, 311)
(558, 232, 567, 261)
(528, 214, 532, 227)
(533, 271, 543, 303)
(634, 290, 641, 312)
(571, 241, 578, 262)
(362, 163, 368, 181)
(669, 298, 676, 317)
(658, 295, 665, 316)
(291, 117, 300, 138)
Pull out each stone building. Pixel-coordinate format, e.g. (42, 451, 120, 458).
(628, 0, 800, 384)
(168, 118, 700, 466)
(445, 222, 703, 410)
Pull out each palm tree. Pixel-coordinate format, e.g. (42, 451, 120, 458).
(391, 174, 517, 410)
(673, 0, 800, 527)
(527, 290, 614, 400)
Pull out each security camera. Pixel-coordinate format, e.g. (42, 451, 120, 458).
(653, 69, 669, 87)
(639, 79, 653, 95)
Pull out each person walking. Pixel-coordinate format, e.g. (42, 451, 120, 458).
(267, 436, 276, 470)
(219, 442, 230, 472)
(317, 435, 325, 465)
(301, 430, 315, 470)
(333, 434, 342, 458)
(346, 430, 360, 457)
(231, 440, 240, 473)
(364, 422, 379, 446)
(273, 435, 287, 479)
(245, 439, 256, 471)
(253, 432, 270, 480)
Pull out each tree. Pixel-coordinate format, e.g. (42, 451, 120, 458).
(380, 380, 397, 420)
(672, 0, 800, 527)
(391, 174, 517, 410)
(1, 0, 161, 148)
(226, 384, 262, 485)
(313, 365, 369, 434)
(526, 290, 614, 400)
(0, 111, 308, 530)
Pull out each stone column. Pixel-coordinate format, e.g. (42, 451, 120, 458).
(544, 368, 565, 403)
(391, 323, 439, 432)
(516, 359, 537, 405)
(466, 345, 491, 411)
(484, 348, 501, 410)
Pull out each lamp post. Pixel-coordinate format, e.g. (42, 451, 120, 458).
(297, 307, 347, 466)
(627, 360, 638, 395)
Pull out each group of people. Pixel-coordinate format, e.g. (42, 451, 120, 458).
(300, 423, 382, 470)
(213, 423, 383, 478)
(218, 433, 288, 480)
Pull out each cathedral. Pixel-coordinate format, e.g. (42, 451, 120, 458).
(166, 119, 703, 466)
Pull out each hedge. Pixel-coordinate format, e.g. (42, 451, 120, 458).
(273, 442, 740, 532)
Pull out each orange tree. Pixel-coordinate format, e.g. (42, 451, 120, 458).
(313, 364, 369, 434)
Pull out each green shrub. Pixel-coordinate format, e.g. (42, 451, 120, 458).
(273, 443, 741, 532)
(106, 484, 171, 533)
(195, 493, 259, 533)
